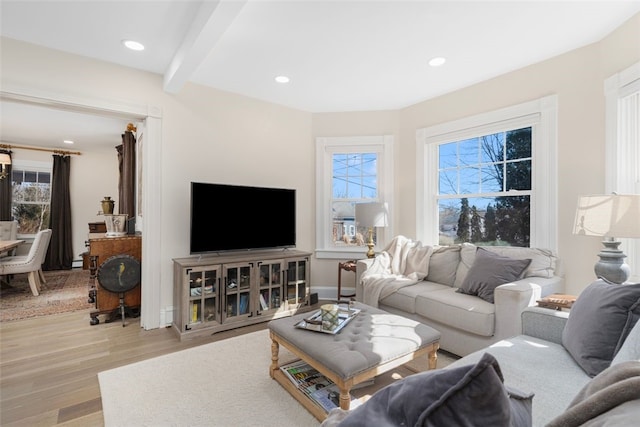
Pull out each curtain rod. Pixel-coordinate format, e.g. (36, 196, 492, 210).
(0, 143, 81, 156)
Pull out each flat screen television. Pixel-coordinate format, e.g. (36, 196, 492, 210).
(190, 182, 296, 254)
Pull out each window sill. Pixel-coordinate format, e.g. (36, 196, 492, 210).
(315, 248, 370, 260)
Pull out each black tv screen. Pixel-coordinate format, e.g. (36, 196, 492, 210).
(190, 182, 296, 254)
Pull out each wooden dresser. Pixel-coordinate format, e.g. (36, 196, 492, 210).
(87, 233, 141, 325)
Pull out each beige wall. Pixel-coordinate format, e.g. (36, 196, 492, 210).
(1, 12, 638, 324)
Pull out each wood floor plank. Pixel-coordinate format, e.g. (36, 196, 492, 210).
(57, 397, 102, 423)
(56, 412, 103, 427)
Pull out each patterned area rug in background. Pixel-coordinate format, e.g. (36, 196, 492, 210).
(0, 268, 92, 322)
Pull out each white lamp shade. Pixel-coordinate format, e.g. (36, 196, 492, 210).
(0, 153, 11, 165)
(573, 194, 640, 238)
(355, 202, 389, 228)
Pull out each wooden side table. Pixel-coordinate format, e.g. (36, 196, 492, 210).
(537, 294, 577, 311)
(87, 233, 142, 325)
(337, 260, 357, 299)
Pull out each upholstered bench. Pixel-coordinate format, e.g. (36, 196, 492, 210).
(268, 302, 441, 421)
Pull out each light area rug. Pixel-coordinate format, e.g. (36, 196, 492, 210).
(99, 329, 319, 427)
(99, 329, 458, 427)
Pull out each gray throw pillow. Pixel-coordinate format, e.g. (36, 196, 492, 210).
(456, 247, 532, 303)
(333, 353, 533, 427)
(562, 279, 640, 377)
(426, 245, 461, 286)
(611, 318, 640, 366)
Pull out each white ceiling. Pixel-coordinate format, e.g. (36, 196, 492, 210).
(1, 0, 640, 151)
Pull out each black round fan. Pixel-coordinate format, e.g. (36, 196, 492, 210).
(97, 254, 141, 326)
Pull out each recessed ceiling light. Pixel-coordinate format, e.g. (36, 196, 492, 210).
(63, 140, 74, 144)
(275, 75, 290, 83)
(428, 57, 446, 67)
(123, 40, 145, 51)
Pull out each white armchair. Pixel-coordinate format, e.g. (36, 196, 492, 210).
(0, 229, 52, 296)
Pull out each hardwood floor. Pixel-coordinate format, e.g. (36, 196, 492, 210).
(0, 310, 269, 426)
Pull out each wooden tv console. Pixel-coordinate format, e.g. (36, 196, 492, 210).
(172, 250, 312, 340)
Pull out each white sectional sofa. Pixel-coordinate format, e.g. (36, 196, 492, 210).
(355, 242, 564, 356)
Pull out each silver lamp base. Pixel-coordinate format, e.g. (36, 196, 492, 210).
(595, 239, 631, 284)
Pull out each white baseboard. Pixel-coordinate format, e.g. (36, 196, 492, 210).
(311, 285, 355, 302)
(160, 306, 174, 328)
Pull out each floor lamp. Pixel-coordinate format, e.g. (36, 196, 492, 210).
(573, 194, 640, 284)
(355, 202, 388, 258)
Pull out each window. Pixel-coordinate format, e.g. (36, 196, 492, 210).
(11, 160, 51, 235)
(315, 135, 393, 258)
(437, 127, 532, 246)
(417, 95, 557, 250)
(605, 62, 640, 280)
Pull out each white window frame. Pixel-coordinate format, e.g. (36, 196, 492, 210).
(11, 159, 53, 238)
(315, 135, 394, 259)
(416, 95, 558, 251)
(605, 61, 640, 281)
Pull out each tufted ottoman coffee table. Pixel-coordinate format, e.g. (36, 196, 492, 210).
(268, 301, 441, 421)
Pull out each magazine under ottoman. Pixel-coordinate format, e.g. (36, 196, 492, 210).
(268, 302, 441, 421)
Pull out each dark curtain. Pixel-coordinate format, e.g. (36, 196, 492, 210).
(116, 130, 136, 218)
(0, 150, 12, 220)
(43, 155, 73, 270)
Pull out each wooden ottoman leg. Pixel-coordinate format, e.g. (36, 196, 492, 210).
(338, 387, 351, 410)
(269, 333, 280, 378)
(428, 343, 440, 370)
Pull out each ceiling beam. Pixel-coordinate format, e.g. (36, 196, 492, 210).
(163, 0, 247, 94)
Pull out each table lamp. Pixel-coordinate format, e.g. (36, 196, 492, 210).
(573, 194, 640, 284)
(355, 202, 388, 258)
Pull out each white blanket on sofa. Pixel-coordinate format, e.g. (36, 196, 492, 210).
(361, 236, 433, 307)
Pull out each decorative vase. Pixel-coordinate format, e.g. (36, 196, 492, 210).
(320, 304, 340, 331)
(101, 197, 114, 215)
(104, 214, 128, 237)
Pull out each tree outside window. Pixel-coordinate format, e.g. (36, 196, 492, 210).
(11, 167, 51, 235)
(438, 127, 532, 247)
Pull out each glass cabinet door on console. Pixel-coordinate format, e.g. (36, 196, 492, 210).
(185, 265, 221, 330)
(223, 262, 252, 322)
(257, 259, 283, 314)
(286, 257, 309, 309)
